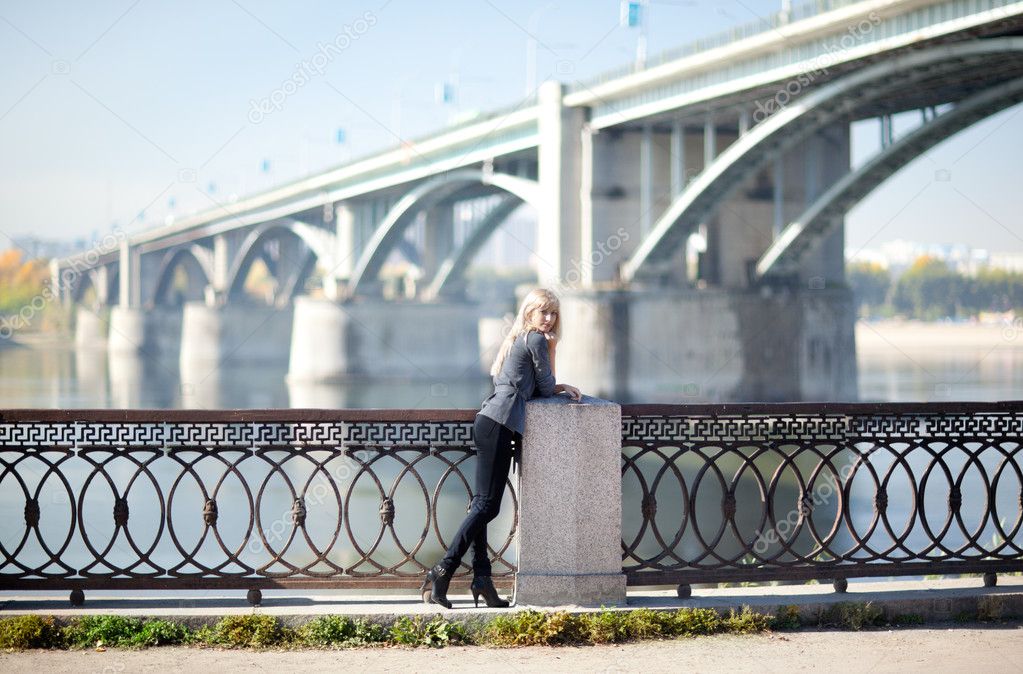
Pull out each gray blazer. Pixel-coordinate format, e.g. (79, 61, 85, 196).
(478, 330, 557, 435)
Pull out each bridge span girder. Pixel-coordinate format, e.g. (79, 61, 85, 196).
(621, 37, 1023, 285)
(756, 76, 1023, 280)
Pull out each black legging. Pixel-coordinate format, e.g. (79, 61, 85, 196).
(439, 413, 518, 576)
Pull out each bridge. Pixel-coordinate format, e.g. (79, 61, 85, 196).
(55, 0, 1023, 402)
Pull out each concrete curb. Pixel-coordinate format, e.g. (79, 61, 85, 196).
(1, 577, 1020, 627)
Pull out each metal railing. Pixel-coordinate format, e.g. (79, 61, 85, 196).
(621, 402, 1023, 590)
(0, 409, 516, 605)
(570, 0, 868, 90)
(4, 402, 1022, 604)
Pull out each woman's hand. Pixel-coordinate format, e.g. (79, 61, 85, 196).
(554, 383, 582, 401)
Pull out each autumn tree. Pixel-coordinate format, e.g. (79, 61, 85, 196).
(0, 249, 48, 315)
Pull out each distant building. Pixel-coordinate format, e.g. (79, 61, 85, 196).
(988, 252, 1023, 274)
(851, 239, 1023, 277)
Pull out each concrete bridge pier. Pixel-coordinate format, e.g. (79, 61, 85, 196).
(74, 307, 108, 350)
(179, 301, 294, 371)
(106, 306, 183, 361)
(287, 296, 483, 382)
(557, 287, 857, 403)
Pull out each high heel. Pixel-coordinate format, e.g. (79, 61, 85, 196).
(471, 575, 509, 608)
(421, 564, 453, 609)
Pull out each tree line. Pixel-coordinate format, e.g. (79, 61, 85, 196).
(0, 249, 48, 315)
(848, 256, 1023, 320)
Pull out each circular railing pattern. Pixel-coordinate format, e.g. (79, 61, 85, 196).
(0, 411, 516, 600)
(621, 404, 1023, 584)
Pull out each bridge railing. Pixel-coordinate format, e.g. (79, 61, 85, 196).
(620, 402, 1023, 592)
(572, 0, 866, 89)
(0, 409, 517, 605)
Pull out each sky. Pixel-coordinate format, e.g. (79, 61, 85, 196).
(1, 0, 1022, 257)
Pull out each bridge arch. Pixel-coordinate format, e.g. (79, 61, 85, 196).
(224, 219, 335, 306)
(621, 37, 1023, 283)
(756, 77, 1023, 280)
(70, 265, 118, 306)
(423, 195, 525, 300)
(70, 268, 98, 304)
(347, 169, 540, 296)
(150, 245, 214, 306)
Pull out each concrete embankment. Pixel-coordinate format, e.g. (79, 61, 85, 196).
(2, 576, 1019, 626)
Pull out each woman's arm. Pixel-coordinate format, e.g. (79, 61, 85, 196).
(535, 333, 581, 401)
(525, 331, 557, 397)
(547, 337, 556, 377)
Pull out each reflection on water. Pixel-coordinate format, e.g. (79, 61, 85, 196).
(0, 344, 492, 409)
(856, 322, 1023, 403)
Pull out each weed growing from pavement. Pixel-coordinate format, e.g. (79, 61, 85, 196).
(815, 602, 886, 630)
(0, 602, 1015, 650)
(0, 615, 63, 649)
(297, 615, 389, 647)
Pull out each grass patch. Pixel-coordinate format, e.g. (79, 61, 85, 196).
(191, 614, 290, 648)
(772, 605, 802, 630)
(722, 607, 774, 634)
(297, 615, 388, 647)
(11, 601, 981, 651)
(485, 609, 586, 646)
(63, 616, 189, 649)
(389, 616, 468, 648)
(0, 615, 63, 649)
(0, 607, 776, 651)
(483, 606, 768, 646)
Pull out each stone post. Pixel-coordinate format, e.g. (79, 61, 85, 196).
(515, 395, 626, 606)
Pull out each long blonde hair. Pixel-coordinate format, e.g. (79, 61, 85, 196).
(489, 288, 562, 377)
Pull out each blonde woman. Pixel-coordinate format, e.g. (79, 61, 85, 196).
(421, 288, 582, 608)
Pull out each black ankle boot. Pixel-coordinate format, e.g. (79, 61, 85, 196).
(470, 575, 509, 608)
(420, 564, 453, 609)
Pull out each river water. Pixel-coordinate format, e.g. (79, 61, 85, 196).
(2, 322, 1022, 408)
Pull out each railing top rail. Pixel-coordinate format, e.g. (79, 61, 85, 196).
(0, 408, 479, 424)
(621, 400, 1023, 416)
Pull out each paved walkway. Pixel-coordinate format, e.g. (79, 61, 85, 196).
(2, 625, 1022, 673)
